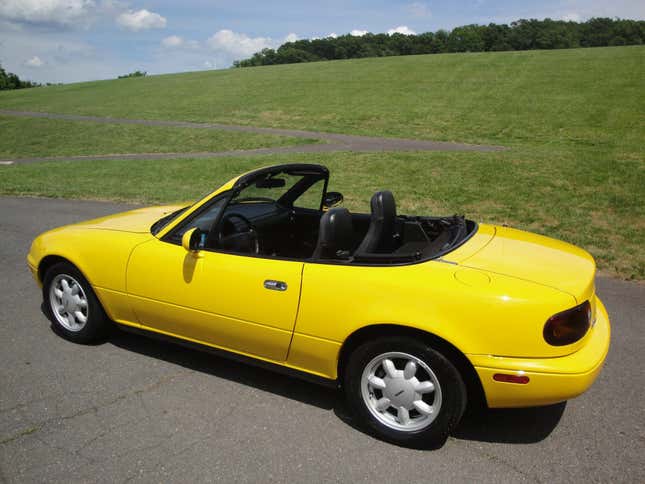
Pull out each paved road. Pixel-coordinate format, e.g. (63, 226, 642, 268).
(0, 110, 504, 164)
(1, 197, 643, 483)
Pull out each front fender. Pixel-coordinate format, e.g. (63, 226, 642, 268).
(29, 227, 152, 292)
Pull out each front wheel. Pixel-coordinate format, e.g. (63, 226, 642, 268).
(344, 337, 467, 448)
(43, 262, 111, 344)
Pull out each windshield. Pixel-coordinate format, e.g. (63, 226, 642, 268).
(230, 171, 325, 209)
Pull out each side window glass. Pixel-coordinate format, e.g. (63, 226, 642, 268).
(167, 197, 227, 244)
(293, 178, 324, 210)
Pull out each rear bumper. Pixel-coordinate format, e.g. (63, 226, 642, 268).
(468, 296, 610, 408)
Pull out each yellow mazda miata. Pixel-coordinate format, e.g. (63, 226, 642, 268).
(28, 163, 610, 447)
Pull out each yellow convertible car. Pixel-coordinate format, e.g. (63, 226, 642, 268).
(28, 163, 610, 447)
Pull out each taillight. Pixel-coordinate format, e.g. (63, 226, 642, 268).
(543, 301, 591, 346)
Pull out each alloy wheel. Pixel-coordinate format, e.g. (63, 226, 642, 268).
(48, 274, 89, 332)
(360, 351, 442, 432)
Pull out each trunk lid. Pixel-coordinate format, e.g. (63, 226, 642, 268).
(453, 225, 596, 305)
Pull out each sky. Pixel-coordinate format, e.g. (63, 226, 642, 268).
(1, 0, 643, 84)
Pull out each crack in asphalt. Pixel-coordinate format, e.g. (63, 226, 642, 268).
(0, 109, 506, 164)
(0, 426, 39, 445)
(0, 371, 185, 447)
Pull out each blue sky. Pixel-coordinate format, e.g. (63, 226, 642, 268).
(1, 0, 643, 83)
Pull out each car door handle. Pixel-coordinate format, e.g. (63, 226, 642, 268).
(264, 280, 287, 291)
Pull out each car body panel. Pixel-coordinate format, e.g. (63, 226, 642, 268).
(294, 258, 579, 362)
(74, 205, 186, 233)
(126, 239, 304, 361)
(440, 223, 496, 263)
(471, 296, 610, 407)
(27, 165, 610, 410)
(459, 226, 596, 302)
(28, 227, 151, 292)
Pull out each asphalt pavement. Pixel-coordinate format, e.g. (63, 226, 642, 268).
(0, 196, 643, 483)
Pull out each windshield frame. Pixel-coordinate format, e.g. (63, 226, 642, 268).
(150, 206, 190, 235)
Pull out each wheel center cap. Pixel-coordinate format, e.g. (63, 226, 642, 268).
(383, 378, 414, 407)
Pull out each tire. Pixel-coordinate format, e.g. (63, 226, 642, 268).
(343, 336, 467, 448)
(42, 261, 111, 344)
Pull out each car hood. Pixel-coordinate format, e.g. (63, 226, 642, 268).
(449, 224, 595, 303)
(71, 204, 187, 233)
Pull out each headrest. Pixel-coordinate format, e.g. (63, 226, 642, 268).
(313, 207, 354, 258)
(370, 191, 396, 221)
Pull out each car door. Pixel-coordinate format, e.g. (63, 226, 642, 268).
(126, 226, 303, 362)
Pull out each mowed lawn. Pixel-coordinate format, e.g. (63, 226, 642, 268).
(3, 148, 643, 279)
(0, 46, 642, 147)
(0, 116, 312, 159)
(1, 46, 643, 279)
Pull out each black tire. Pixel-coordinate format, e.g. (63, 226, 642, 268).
(343, 337, 467, 448)
(42, 261, 111, 344)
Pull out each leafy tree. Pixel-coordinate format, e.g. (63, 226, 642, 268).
(0, 63, 40, 90)
(233, 18, 645, 68)
(118, 70, 147, 79)
(448, 25, 485, 52)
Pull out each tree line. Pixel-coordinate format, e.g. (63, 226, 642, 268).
(0, 63, 40, 90)
(118, 70, 147, 79)
(234, 18, 645, 67)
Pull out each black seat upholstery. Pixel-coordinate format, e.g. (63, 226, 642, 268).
(356, 191, 398, 254)
(311, 208, 354, 259)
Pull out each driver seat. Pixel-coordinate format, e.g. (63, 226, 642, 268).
(356, 191, 399, 254)
(311, 208, 354, 259)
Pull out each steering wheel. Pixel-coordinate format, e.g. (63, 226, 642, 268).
(213, 213, 260, 254)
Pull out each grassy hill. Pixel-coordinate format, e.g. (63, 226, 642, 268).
(1, 46, 643, 278)
(1, 46, 643, 146)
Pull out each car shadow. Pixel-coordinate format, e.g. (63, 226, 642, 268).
(41, 308, 566, 447)
(106, 327, 566, 446)
(107, 327, 340, 411)
(452, 402, 566, 444)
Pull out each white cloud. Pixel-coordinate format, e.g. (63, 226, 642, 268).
(161, 35, 183, 47)
(350, 29, 368, 36)
(117, 9, 166, 31)
(0, 0, 96, 28)
(562, 12, 581, 22)
(327, 32, 338, 38)
(157, 29, 303, 71)
(206, 29, 273, 58)
(387, 25, 417, 35)
(25, 55, 43, 67)
(407, 2, 432, 17)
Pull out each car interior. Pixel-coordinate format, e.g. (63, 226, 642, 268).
(160, 165, 476, 265)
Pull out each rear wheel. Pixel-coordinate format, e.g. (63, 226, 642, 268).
(344, 337, 466, 448)
(43, 262, 110, 344)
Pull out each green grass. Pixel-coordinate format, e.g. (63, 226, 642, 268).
(1, 46, 643, 149)
(2, 147, 643, 279)
(0, 46, 643, 279)
(0, 116, 311, 159)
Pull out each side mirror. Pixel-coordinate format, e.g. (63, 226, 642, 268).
(323, 191, 344, 209)
(181, 227, 205, 253)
